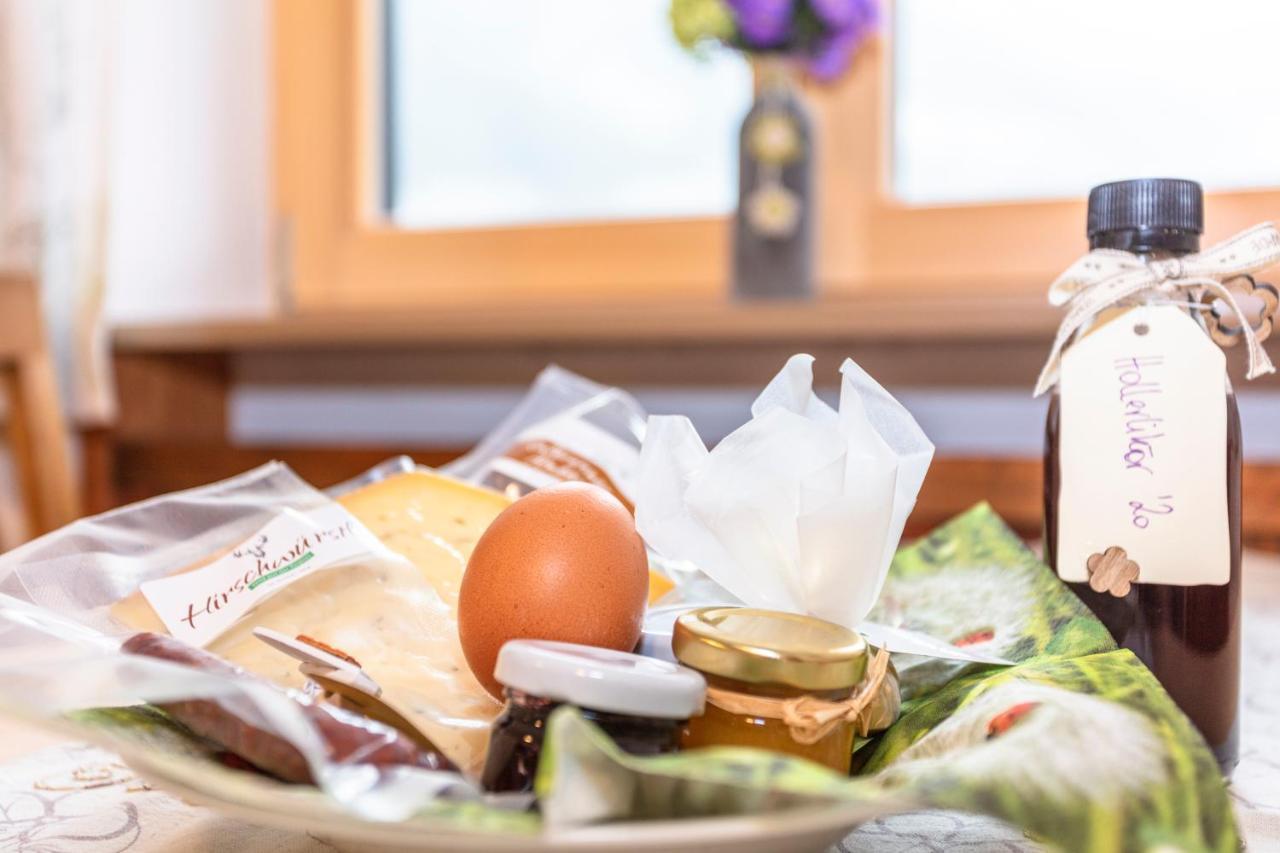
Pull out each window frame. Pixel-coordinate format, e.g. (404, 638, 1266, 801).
(276, 0, 742, 311)
(274, 0, 1280, 313)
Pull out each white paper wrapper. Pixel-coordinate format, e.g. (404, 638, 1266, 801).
(636, 354, 934, 631)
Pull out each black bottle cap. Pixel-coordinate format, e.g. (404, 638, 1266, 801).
(1086, 178, 1203, 253)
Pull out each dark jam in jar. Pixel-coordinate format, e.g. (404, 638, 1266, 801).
(1044, 178, 1241, 774)
(480, 689, 685, 794)
(479, 639, 705, 795)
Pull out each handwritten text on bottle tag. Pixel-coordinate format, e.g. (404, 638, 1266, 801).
(1058, 305, 1229, 587)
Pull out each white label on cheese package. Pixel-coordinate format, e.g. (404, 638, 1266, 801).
(1057, 304, 1229, 587)
(139, 504, 390, 646)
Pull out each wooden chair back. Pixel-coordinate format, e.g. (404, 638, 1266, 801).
(0, 274, 80, 542)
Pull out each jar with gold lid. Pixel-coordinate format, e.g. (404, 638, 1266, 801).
(672, 606, 896, 774)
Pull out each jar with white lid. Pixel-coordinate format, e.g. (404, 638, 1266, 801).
(480, 639, 706, 793)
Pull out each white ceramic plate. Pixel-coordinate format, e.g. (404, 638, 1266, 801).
(121, 745, 878, 853)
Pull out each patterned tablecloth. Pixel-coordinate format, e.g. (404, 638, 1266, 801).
(3, 555, 1278, 853)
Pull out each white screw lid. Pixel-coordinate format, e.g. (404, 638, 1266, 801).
(494, 639, 706, 719)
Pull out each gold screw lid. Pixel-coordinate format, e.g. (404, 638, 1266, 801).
(672, 607, 867, 692)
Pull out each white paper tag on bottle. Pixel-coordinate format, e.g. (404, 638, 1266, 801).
(1057, 304, 1228, 588)
(139, 504, 391, 646)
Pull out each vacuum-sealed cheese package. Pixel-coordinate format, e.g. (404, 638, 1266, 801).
(0, 461, 510, 780)
(444, 364, 647, 509)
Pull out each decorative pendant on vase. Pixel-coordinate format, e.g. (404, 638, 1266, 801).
(733, 60, 813, 300)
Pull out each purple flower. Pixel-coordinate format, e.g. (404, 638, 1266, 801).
(807, 25, 867, 81)
(806, 0, 877, 80)
(727, 0, 794, 48)
(808, 0, 876, 30)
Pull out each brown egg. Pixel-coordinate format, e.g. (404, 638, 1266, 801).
(457, 482, 649, 698)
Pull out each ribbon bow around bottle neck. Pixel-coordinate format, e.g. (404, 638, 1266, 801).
(1033, 222, 1280, 397)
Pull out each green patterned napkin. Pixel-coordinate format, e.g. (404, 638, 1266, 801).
(538, 504, 1237, 852)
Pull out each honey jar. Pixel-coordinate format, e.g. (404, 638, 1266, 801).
(673, 607, 885, 774)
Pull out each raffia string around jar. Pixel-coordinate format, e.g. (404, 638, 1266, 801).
(672, 607, 903, 772)
(702, 646, 895, 745)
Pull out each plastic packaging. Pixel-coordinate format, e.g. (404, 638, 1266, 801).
(0, 462, 496, 817)
(443, 364, 647, 507)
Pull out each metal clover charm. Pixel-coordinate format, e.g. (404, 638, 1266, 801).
(1201, 274, 1279, 348)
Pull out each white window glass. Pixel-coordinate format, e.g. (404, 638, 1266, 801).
(384, 0, 752, 229)
(892, 0, 1280, 205)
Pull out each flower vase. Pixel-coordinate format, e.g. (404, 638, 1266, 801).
(732, 60, 813, 300)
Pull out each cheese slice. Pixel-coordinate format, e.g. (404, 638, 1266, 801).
(338, 470, 511, 606)
(647, 570, 675, 605)
(203, 555, 496, 772)
(111, 470, 512, 775)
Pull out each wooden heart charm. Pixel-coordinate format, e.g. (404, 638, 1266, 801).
(1201, 274, 1278, 348)
(1086, 546, 1140, 598)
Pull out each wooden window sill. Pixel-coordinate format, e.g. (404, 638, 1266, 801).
(114, 292, 1059, 353)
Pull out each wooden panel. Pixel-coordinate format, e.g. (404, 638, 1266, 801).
(108, 442, 462, 507)
(909, 458, 1044, 539)
(0, 277, 41, 357)
(1243, 465, 1280, 552)
(112, 353, 229, 442)
(80, 427, 116, 516)
(2, 358, 79, 533)
(0, 276, 80, 536)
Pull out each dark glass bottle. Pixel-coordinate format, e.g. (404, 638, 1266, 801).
(732, 58, 813, 300)
(1044, 178, 1240, 775)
